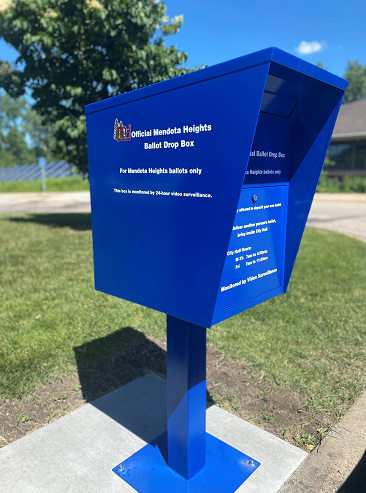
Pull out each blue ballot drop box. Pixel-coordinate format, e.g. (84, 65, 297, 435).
(85, 47, 347, 492)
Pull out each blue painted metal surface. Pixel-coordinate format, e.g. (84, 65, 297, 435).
(86, 47, 347, 328)
(167, 316, 207, 479)
(86, 47, 347, 493)
(86, 62, 269, 328)
(214, 185, 287, 322)
(112, 314, 260, 491)
(112, 431, 260, 492)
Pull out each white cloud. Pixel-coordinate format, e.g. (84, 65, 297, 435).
(295, 41, 326, 55)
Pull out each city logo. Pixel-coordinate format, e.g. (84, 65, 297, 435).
(113, 118, 131, 141)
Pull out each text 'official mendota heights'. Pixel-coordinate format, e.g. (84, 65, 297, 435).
(131, 124, 212, 138)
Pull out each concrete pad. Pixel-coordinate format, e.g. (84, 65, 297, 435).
(0, 374, 306, 493)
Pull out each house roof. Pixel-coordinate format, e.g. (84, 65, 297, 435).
(332, 98, 366, 141)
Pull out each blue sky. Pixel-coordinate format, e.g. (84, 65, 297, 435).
(161, 0, 366, 78)
(0, 0, 365, 79)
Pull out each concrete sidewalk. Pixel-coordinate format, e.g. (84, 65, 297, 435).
(0, 191, 91, 213)
(279, 387, 366, 493)
(307, 193, 366, 244)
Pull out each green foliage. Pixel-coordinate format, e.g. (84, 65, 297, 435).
(1, 126, 33, 165)
(0, 148, 17, 167)
(343, 60, 366, 103)
(316, 151, 336, 191)
(0, 91, 37, 166)
(0, 0, 199, 176)
(0, 90, 57, 166)
(317, 174, 366, 193)
(323, 149, 335, 168)
(0, 176, 90, 193)
(316, 61, 327, 70)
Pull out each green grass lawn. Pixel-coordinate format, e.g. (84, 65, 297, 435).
(0, 177, 90, 193)
(1, 213, 366, 421)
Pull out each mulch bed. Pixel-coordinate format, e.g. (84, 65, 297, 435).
(0, 336, 334, 452)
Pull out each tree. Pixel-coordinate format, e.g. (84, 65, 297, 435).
(0, 90, 55, 166)
(0, 0, 198, 176)
(343, 61, 366, 103)
(316, 61, 326, 70)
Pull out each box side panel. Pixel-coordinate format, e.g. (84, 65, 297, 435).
(284, 98, 343, 290)
(239, 65, 345, 297)
(243, 73, 311, 186)
(86, 64, 269, 327)
(213, 184, 287, 316)
(211, 66, 345, 324)
(282, 75, 344, 290)
(244, 112, 292, 185)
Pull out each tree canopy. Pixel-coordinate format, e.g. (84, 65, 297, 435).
(0, 90, 55, 167)
(0, 0, 196, 175)
(343, 60, 366, 103)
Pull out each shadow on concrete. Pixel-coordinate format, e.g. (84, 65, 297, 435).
(73, 327, 214, 445)
(74, 327, 166, 444)
(7, 213, 91, 230)
(337, 449, 366, 493)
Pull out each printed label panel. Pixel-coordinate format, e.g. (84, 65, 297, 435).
(215, 185, 286, 314)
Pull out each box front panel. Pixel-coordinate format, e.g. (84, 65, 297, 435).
(86, 64, 270, 327)
(214, 185, 286, 315)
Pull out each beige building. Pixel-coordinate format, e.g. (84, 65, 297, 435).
(327, 99, 366, 176)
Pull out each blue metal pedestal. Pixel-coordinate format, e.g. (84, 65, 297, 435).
(113, 431, 260, 492)
(113, 316, 260, 492)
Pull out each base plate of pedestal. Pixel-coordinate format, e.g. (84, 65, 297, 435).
(112, 431, 260, 493)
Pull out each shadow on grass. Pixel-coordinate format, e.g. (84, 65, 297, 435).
(337, 449, 366, 493)
(74, 327, 165, 403)
(74, 326, 213, 445)
(74, 327, 167, 444)
(6, 213, 91, 230)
